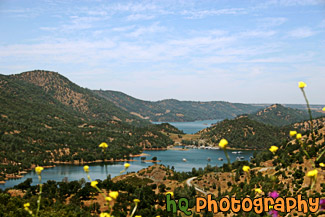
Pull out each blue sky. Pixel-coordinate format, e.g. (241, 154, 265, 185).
(1, 0, 325, 104)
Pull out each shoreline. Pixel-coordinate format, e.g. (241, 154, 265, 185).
(0, 153, 149, 185)
(0, 146, 260, 185)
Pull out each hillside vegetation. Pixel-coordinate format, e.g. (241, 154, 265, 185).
(94, 90, 263, 122)
(12, 70, 149, 126)
(0, 72, 174, 180)
(1, 126, 324, 216)
(199, 116, 289, 149)
(197, 104, 325, 149)
(248, 104, 324, 126)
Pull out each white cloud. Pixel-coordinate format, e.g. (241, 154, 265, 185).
(276, 0, 325, 6)
(255, 0, 325, 8)
(181, 8, 247, 19)
(128, 23, 167, 37)
(287, 27, 316, 38)
(105, 2, 159, 13)
(239, 30, 277, 38)
(258, 17, 287, 28)
(111, 25, 136, 32)
(126, 14, 155, 21)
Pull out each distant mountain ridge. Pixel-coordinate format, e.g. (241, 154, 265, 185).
(94, 90, 264, 122)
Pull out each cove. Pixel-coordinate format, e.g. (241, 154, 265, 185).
(0, 148, 255, 190)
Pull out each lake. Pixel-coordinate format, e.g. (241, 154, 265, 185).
(153, 119, 222, 134)
(0, 148, 255, 189)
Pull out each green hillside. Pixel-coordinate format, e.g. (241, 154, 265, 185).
(199, 116, 289, 149)
(12, 70, 149, 126)
(248, 104, 324, 126)
(94, 90, 263, 122)
(0, 72, 174, 180)
(198, 104, 325, 150)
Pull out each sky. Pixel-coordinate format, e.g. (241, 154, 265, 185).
(0, 0, 325, 104)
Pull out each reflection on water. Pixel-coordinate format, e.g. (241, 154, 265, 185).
(1, 148, 255, 189)
(153, 119, 222, 134)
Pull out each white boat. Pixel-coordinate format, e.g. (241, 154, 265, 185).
(218, 157, 223, 161)
(182, 158, 187, 162)
(238, 151, 243, 154)
(232, 151, 238, 154)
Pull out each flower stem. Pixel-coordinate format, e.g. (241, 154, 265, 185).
(223, 148, 234, 181)
(130, 204, 138, 217)
(301, 89, 315, 144)
(223, 149, 231, 169)
(36, 176, 42, 217)
(317, 149, 325, 161)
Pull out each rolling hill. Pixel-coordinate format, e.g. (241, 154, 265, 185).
(199, 116, 289, 149)
(248, 104, 324, 127)
(197, 104, 324, 149)
(11, 70, 149, 126)
(0, 71, 174, 180)
(94, 90, 263, 122)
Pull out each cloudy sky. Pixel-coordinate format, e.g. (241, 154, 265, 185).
(1, 0, 325, 104)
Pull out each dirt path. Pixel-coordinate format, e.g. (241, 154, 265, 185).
(186, 177, 207, 195)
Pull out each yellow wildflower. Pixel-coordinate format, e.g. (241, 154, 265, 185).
(296, 133, 302, 139)
(289, 131, 297, 137)
(109, 191, 119, 199)
(99, 142, 108, 149)
(24, 203, 30, 208)
(105, 197, 112, 202)
(255, 188, 262, 194)
(100, 213, 111, 217)
(323, 107, 325, 111)
(91, 181, 98, 188)
(307, 169, 318, 178)
(269, 146, 278, 154)
(35, 166, 44, 175)
(83, 165, 89, 173)
(243, 166, 250, 172)
(269, 205, 273, 209)
(166, 192, 174, 197)
(298, 81, 306, 89)
(320, 163, 325, 167)
(124, 163, 130, 169)
(135, 216, 142, 217)
(134, 199, 140, 203)
(218, 139, 228, 149)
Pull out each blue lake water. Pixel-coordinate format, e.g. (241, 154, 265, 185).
(153, 119, 222, 134)
(0, 148, 255, 189)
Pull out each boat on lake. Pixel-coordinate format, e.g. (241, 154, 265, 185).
(182, 158, 187, 162)
(218, 157, 223, 161)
